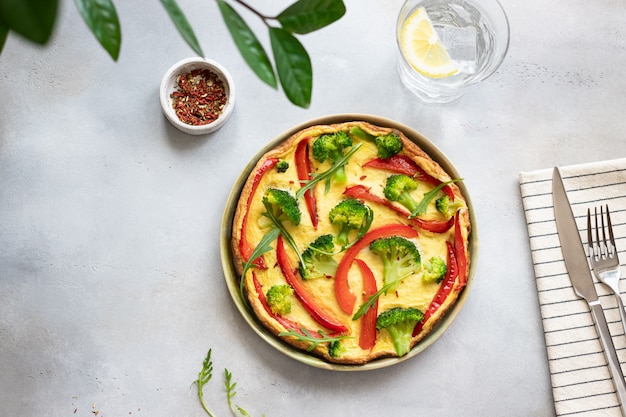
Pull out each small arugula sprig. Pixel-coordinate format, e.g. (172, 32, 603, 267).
(195, 349, 217, 417)
(409, 179, 462, 218)
(278, 327, 351, 352)
(352, 281, 397, 321)
(195, 349, 265, 417)
(225, 369, 262, 417)
(296, 142, 363, 198)
(239, 228, 280, 300)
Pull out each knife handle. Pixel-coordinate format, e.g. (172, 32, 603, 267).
(590, 301, 626, 414)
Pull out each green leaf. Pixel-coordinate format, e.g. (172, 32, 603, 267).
(409, 179, 462, 218)
(160, 0, 203, 57)
(195, 349, 217, 417)
(217, 0, 277, 89)
(278, 328, 350, 352)
(352, 281, 395, 321)
(74, 0, 121, 60)
(277, 0, 346, 34)
(269, 27, 312, 108)
(296, 142, 362, 199)
(0, 25, 8, 54)
(240, 227, 280, 301)
(0, 0, 58, 44)
(225, 369, 252, 417)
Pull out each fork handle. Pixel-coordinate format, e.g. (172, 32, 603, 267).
(591, 301, 626, 415)
(614, 294, 626, 338)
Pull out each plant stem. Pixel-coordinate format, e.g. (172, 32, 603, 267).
(233, 0, 270, 21)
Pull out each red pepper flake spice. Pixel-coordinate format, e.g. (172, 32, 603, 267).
(170, 68, 227, 126)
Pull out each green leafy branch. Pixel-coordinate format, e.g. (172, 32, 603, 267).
(239, 227, 280, 301)
(195, 349, 265, 417)
(352, 281, 396, 321)
(408, 179, 462, 218)
(0, 0, 346, 108)
(296, 142, 363, 198)
(195, 349, 217, 417)
(278, 327, 350, 352)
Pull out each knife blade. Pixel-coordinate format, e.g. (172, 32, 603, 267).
(552, 166, 626, 415)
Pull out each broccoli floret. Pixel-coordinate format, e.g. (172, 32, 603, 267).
(383, 174, 420, 216)
(349, 126, 403, 159)
(262, 188, 301, 226)
(374, 133, 403, 159)
(311, 131, 353, 186)
(260, 188, 305, 268)
(328, 199, 374, 248)
(276, 160, 289, 173)
(422, 256, 447, 284)
(299, 234, 338, 279)
(369, 236, 421, 292)
(435, 195, 464, 218)
(328, 340, 345, 358)
(376, 307, 424, 356)
(266, 284, 294, 316)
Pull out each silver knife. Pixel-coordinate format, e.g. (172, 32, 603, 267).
(553, 166, 626, 414)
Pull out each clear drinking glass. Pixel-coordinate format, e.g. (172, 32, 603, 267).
(397, 0, 510, 103)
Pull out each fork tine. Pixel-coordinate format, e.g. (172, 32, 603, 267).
(587, 208, 594, 258)
(595, 207, 603, 258)
(601, 205, 608, 258)
(606, 204, 616, 256)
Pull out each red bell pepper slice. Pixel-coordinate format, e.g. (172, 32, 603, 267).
(239, 158, 278, 269)
(335, 223, 419, 314)
(363, 155, 420, 176)
(454, 210, 468, 286)
(295, 137, 318, 229)
(355, 259, 378, 350)
(343, 185, 453, 233)
(276, 235, 348, 333)
(364, 155, 455, 200)
(412, 241, 458, 337)
(412, 214, 469, 337)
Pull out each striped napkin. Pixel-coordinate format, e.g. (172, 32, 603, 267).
(520, 158, 626, 416)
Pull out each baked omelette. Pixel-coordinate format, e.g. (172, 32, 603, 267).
(231, 121, 471, 365)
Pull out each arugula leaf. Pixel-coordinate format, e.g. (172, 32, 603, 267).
(277, 0, 346, 34)
(225, 369, 253, 417)
(218, 0, 277, 89)
(269, 27, 312, 108)
(74, 0, 121, 60)
(279, 327, 351, 352)
(352, 281, 395, 321)
(0, 0, 58, 44)
(160, 0, 203, 56)
(195, 349, 217, 417)
(240, 227, 281, 299)
(409, 179, 462, 218)
(296, 142, 363, 199)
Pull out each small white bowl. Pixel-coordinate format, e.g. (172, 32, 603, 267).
(160, 57, 236, 135)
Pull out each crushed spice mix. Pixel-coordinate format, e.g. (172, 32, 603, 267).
(170, 68, 227, 126)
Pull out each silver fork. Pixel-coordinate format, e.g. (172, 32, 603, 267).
(587, 205, 626, 336)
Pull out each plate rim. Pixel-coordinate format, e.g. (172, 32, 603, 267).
(219, 113, 479, 371)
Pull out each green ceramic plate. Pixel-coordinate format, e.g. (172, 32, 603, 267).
(220, 114, 478, 371)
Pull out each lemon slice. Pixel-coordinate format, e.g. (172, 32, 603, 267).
(400, 7, 459, 78)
